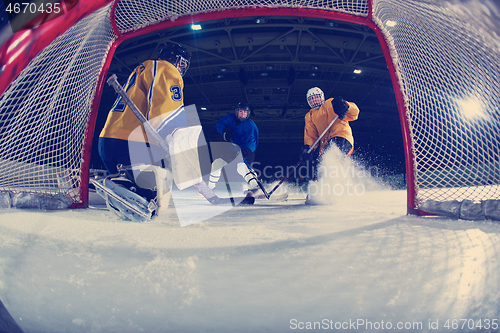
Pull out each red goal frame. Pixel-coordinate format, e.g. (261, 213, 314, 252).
(0, 0, 422, 214)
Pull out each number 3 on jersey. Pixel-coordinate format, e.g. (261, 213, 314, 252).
(170, 86, 182, 101)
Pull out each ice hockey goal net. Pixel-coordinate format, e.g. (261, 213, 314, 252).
(0, 0, 499, 214)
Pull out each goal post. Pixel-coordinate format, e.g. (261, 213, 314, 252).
(0, 0, 115, 208)
(0, 0, 498, 215)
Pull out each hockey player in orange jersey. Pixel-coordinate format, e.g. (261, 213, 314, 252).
(98, 43, 191, 175)
(94, 44, 192, 220)
(298, 87, 360, 182)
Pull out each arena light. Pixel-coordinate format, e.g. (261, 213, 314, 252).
(191, 24, 202, 30)
(353, 69, 362, 74)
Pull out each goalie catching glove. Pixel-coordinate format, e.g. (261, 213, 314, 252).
(332, 96, 349, 120)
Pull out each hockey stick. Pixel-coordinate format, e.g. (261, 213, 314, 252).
(221, 166, 236, 206)
(107, 74, 170, 151)
(106, 74, 252, 205)
(266, 114, 339, 197)
(242, 159, 271, 199)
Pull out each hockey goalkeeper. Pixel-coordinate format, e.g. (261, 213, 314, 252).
(98, 43, 191, 176)
(95, 44, 192, 220)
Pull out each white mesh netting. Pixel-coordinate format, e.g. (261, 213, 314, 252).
(0, 0, 499, 212)
(373, 0, 500, 207)
(0, 5, 116, 203)
(113, 0, 369, 34)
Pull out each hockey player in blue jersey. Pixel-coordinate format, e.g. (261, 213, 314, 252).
(216, 102, 259, 164)
(208, 102, 261, 195)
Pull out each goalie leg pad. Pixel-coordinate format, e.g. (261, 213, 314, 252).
(167, 125, 205, 190)
(132, 164, 172, 215)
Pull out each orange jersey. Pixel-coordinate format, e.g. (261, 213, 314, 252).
(304, 97, 359, 155)
(100, 60, 184, 142)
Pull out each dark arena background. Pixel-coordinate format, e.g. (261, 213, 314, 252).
(91, 16, 405, 185)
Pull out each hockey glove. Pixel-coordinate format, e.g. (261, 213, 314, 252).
(241, 147, 255, 164)
(299, 145, 313, 163)
(332, 96, 349, 120)
(223, 126, 234, 142)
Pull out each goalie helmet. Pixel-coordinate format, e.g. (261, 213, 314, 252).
(306, 87, 325, 109)
(158, 44, 191, 77)
(235, 102, 251, 121)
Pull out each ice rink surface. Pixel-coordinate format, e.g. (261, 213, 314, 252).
(1, 185, 500, 332)
(2, 0, 500, 331)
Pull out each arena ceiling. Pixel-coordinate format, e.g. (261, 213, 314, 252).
(98, 15, 405, 175)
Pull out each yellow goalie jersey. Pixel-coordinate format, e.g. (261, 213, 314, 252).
(100, 59, 185, 143)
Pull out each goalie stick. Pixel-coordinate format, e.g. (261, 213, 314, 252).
(107, 74, 169, 151)
(106, 74, 253, 206)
